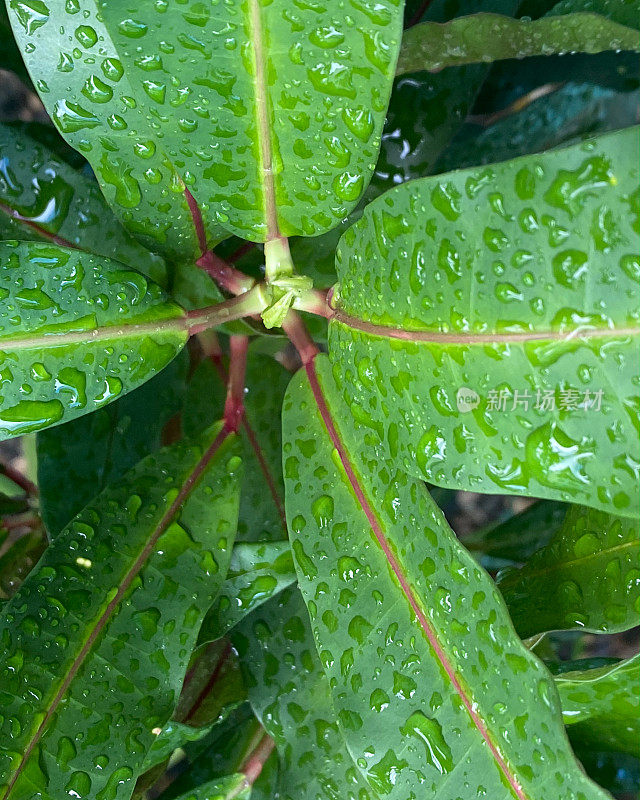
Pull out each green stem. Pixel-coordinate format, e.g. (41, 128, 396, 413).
(187, 285, 271, 335)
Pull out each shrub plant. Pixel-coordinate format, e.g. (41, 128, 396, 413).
(0, 1, 638, 799)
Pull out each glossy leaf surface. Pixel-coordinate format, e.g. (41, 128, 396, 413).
(498, 505, 640, 636)
(465, 500, 568, 563)
(157, 705, 274, 800)
(5, 4, 224, 261)
(0, 4, 31, 84)
(184, 352, 288, 542)
(8, 0, 403, 244)
(200, 541, 296, 642)
(37, 349, 188, 537)
(329, 126, 640, 516)
(0, 241, 187, 441)
(398, 13, 639, 75)
(235, 586, 377, 800)
(0, 423, 242, 799)
(557, 655, 640, 756)
(169, 775, 250, 800)
(283, 354, 607, 800)
(0, 122, 166, 284)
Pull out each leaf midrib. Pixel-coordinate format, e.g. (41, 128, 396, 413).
(0, 200, 76, 249)
(304, 357, 529, 800)
(0, 318, 188, 351)
(498, 537, 639, 590)
(1, 425, 232, 800)
(332, 308, 640, 343)
(247, 0, 279, 241)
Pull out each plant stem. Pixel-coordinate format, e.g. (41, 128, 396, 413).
(406, 0, 434, 28)
(294, 287, 332, 318)
(239, 730, 276, 786)
(0, 459, 38, 496)
(186, 285, 270, 335)
(197, 250, 257, 295)
(281, 311, 319, 365)
(228, 241, 257, 263)
(264, 235, 294, 283)
(224, 336, 249, 433)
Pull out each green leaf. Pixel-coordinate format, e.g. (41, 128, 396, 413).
(0, 4, 31, 85)
(0, 423, 242, 800)
(548, 0, 640, 29)
(36, 349, 189, 537)
(4, 5, 229, 263)
(0, 241, 187, 441)
(398, 13, 639, 75)
(465, 500, 569, 563)
(7, 0, 403, 245)
(329, 126, 640, 516)
(283, 354, 609, 800)
(184, 351, 288, 542)
(557, 655, 640, 756)
(234, 586, 377, 800)
(0, 527, 47, 599)
(174, 640, 246, 730)
(435, 82, 640, 175)
(497, 504, 639, 635)
(199, 541, 296, 644)
(0, 122, 167, 285)
(168, 775, 251, 800)
(141, 721, 218, 774)
(557, 654, 639, 724)
(157, 705, 275, 800)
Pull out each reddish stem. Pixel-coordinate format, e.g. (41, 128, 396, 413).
(205, 350, 287, 536)
(296, 288, 332, 319)
(0, 460, 38, 496)
(183, 640, 233, 724)
(1, 514, 40, 532)
(0, 202, 77, 250)
(239, 732, 276, 785)
(228, 241, 257, 264)
(224, 336, 249, 433)
(241, 417, 287, 534)
(184, 187, 208, 256)
(197, 250, 256, 295)
(281, 312, 319, 365)
(406, 0, 434, 27)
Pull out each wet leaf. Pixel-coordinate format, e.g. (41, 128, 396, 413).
(168, 775, 251, 800)
(497, 505, 639, 635)
(199, 541, 296, 644)
(398, 12, 639, 75)
(464, 500, 569, 563)
(0, 423, 242, 799)
(283, 354, 609, 800)
(0, 241, 187, 441)
(234, 586, 377, 800)
(329, 126, 640, 516)
(557, 655, 640, 756)
(0, 122, 166, 285)
(0, 4, 31, 85)
(140, 722, 217, 775)
(7, 0, 403, 245)
(0, 528, 47, 600)
(174, 639, 246, 732)
(184, 351, 288, 542)
(36, 349, 189, 537)
(157, 705, 275, 800)
(435, 82, 640, 174)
